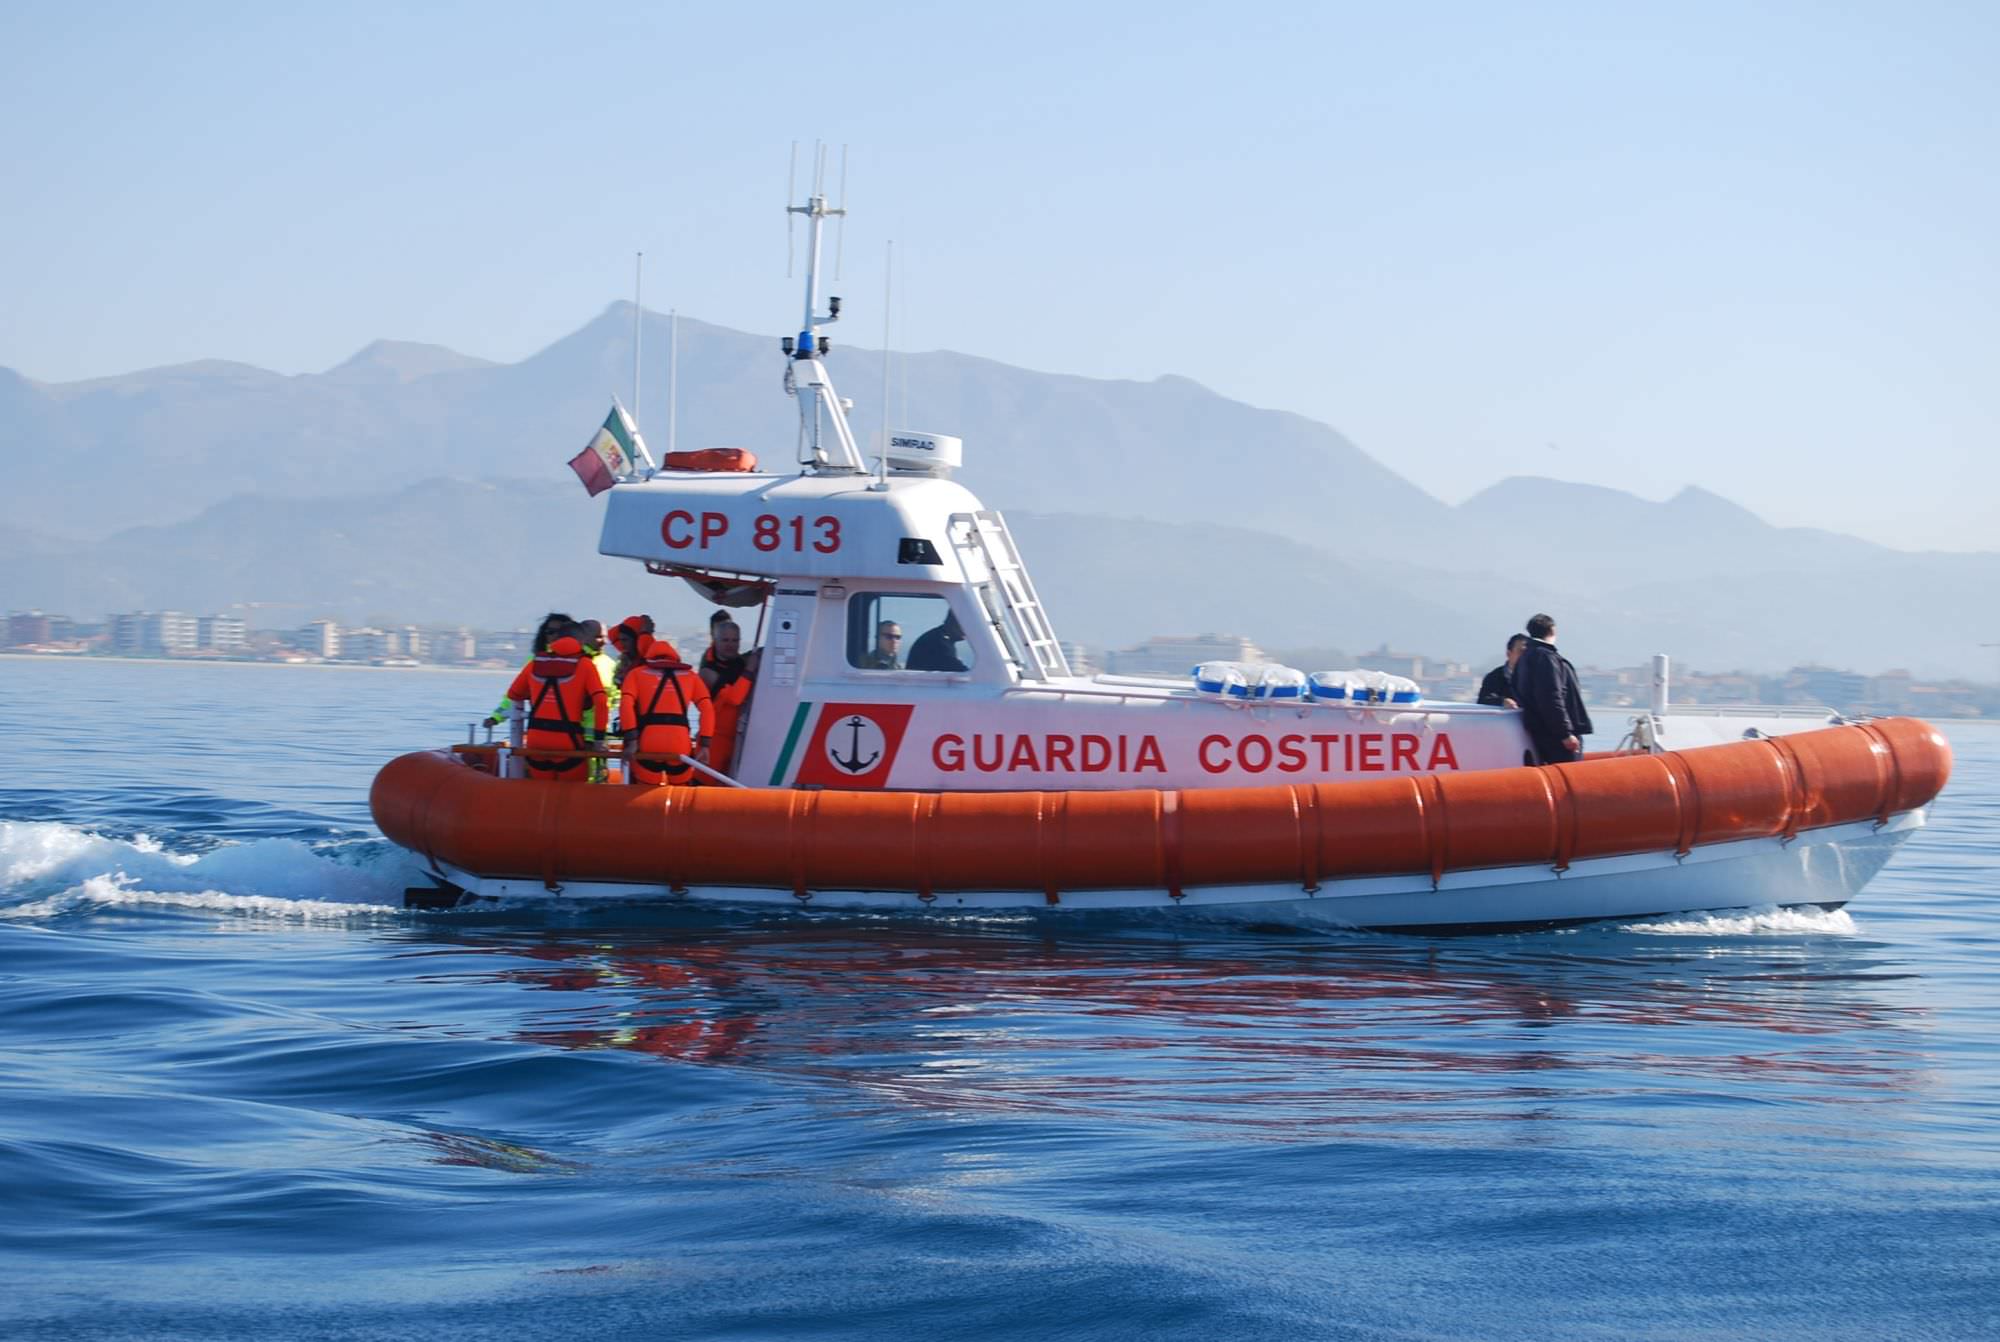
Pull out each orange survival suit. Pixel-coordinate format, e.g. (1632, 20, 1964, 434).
(701, 647, 754, 776)
(503, 635, 607, 782)
(621, 636, 713, 785)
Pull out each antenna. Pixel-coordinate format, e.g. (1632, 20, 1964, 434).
(632, 251, 643, 426)
(877, 239, 893, 486)
(786, 141, 798, 278)
(900, 248, 909, 429)
(835, 144, 849, 282)
(781, 138, 861, 474)
(668, 308, 679, 457)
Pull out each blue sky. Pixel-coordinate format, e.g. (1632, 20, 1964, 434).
(3, 2, 1995, 550)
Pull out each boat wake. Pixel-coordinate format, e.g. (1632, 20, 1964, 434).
(0, 819, 419, 921)
(1616, 905, 1859, 936)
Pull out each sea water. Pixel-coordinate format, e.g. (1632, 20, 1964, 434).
(2, 657, 1996, 1340)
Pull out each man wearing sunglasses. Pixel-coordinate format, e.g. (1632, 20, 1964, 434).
(862, 620, 903, 670)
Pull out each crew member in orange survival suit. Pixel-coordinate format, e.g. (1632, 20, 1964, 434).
(622, 635, 713, 785)
(699, 619, 758, 776)
(502, 634, 607, 781)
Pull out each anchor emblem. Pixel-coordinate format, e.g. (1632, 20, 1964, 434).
(828, 714, 883, 773)
(796, 702, 912, 788)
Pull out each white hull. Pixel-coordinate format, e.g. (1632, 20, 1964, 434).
(418, 808, 1925, 932)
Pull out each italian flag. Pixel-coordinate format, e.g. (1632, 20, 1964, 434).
(568, 404, 649, 496)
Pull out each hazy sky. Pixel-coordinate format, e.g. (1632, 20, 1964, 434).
(4, 2, 1995, 551)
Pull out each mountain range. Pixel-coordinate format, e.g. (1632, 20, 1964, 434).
(3, 304, 1992, 677)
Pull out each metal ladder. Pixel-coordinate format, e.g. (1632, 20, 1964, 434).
(949, 510, 1072, 681)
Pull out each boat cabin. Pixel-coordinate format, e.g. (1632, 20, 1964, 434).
(595, 449, 1547, 791)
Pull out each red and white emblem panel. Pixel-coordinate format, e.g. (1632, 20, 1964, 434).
(793, 703, 915, 788)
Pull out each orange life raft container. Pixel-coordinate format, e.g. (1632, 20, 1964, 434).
(373, 717, 1949, 906)
(660, 448, 758, 473)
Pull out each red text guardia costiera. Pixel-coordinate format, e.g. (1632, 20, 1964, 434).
(929, 732, 1461, 775)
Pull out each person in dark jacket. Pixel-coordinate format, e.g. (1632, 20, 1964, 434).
(1511, 613, 1593, 763)
(1478, 634, 1528, 707)
(907, 609, 969, 672)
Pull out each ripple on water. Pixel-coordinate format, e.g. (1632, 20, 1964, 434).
(0, 664, 1995, 1341)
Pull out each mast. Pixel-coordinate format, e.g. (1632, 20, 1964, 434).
(632, 251, 643, 426)
(782, 146, 865, 474)
(877, 239, 893, 488)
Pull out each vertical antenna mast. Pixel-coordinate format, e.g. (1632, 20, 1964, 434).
(782, 141, 861, 473)
(835, 144, 849, 282)
(668, 308, 679, 457)
(786, 141, 798, 278)
(900, 249, 909, 430)
(878, 239, 893, 486)
(632, 251, 643, 425)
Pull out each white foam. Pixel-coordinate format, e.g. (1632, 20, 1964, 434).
(1618, 905, 1859, 937)
(0, 820, 197, 885)
(0, 820, 422, 918)
(4, 872, 403, 921)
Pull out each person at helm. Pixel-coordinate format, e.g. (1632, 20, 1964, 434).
(861, 620, 903, 670)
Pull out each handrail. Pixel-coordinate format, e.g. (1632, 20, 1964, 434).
(1660, 703, 1837, 719)
(455, 735, 753, 788)
(676, 755, 751, 788)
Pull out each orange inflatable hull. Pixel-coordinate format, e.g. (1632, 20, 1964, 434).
(372, 718, 1950, 906)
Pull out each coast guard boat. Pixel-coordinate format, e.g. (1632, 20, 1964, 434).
(371, 186, 1951, 931)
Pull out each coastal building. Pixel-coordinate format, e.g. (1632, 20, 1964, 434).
(476, 630, 531, 663)
(1420, 667, 1482, 703)
(1103, 634, 1265, 676)
(1058, 641, 1094, 677)
(5, 611, 53, 648)
(196, 614, 247, 653)
(1671, 670, 1764, 705)
(424, 627, 478, 663)
(1783, 665, 1869, 708)
(340, 627, 396, 661)
(1575, 666, 1644, 710)
(110, 611, 199, 656)
(1354, 644, 1426, 680)
(293, 619, 340, 659)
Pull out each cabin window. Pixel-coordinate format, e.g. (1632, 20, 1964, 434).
(845, 593, 974, 672)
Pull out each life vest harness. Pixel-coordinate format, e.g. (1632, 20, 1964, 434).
(526, 665, 586, 744)
(525, 658, 591, 771)
(704, 651, 747, 691)
(633, 660, 696, 777)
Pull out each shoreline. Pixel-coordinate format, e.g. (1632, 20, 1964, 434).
(0, 652, 497, 677)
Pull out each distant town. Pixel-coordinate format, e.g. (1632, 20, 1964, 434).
(7, 608, 1999, 721)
